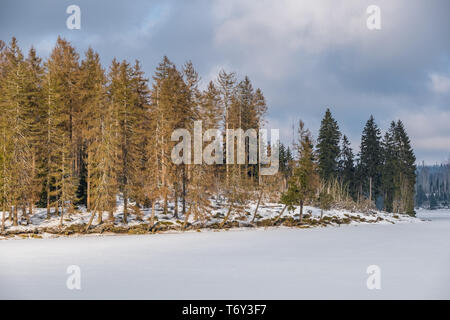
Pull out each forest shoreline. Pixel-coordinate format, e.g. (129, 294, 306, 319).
(0, 204, 421, 240)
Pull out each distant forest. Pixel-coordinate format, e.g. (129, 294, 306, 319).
(416, 162, 450, 209)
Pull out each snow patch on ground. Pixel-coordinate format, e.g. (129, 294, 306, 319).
(0, 196, 421, 239)
(0, 209, 448, 299)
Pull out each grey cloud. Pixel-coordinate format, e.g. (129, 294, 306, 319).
(0, 0, 448, 164)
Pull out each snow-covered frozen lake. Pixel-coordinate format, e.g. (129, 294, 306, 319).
(1, 209, 449, 299)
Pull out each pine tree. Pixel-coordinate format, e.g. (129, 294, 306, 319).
(317, 108, 341, 182)
(253, 88, 267, 184)
(22, 47, 45, 219)
(0, 38, 39, 225)
(109, 59, 143, 223)
(150, 56, 174, 215)
(0, 39, 7, 231)
(42, 38, 80, 225)
(338, 135, 356, 199)
(217, 70, 236, 184)
(129, 59, 151, 218)
(359, 115, 382, 204)
(393, 120, 416, 215)
(79, 48, 119, 227)
(181, 61, 201, 218)
(278, 143, 293, 191)
(281, 121, 318, 223)
(381, 122, 396, 212)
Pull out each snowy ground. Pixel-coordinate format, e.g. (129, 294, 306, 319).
(0, 197, 419, 238)
(0, 209, 449, 299)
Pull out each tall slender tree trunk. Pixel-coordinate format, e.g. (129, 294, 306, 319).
(108, 209, 114, 224)
(13, 203, 18, 226)
(60, 202, 64, 227)
(182, 206, 192, 230)
(272, 205, 287, 225)
(87, 151, 91, 212)
(148, 199, 157, 232)
(219, 201, 235, 228)
(23, 205, 29, 225)
(1, 203, 5, 233)
(369, 176, 373, 203)
(299, 201, 304, 224)
(97, 211, 103, 224)
(182, 164, 186, 215)
(2, 128, 6, 232)
(163, 194, 168, 215)
(28, 200, 33, 222)
(174, 183, 178, 219)
(123, 193, 128, 224)
(225, 111, 229, 184)
(85, 209, 96, 232)
(251, 190, 263, 223)
(29, 152, 35, 218)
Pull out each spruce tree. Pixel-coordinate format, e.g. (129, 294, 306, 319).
(281, 121, 318, 223)
(360, 115, 382, 204)
(253, 88, 267, 184)
(316, 108, 341, 182)
(109, 60, 142, 223)
(381, 122, 396, 212)
(217, 70, 236, 184)
(79, 48, 119, 227)
(0, 40, 6, 231)
(338, 135, 356, 199)
(42, 38, 80, 224)
(393, 120, 416, 215)
(25, 47, 45, 210)
(0, 37, 33, 226)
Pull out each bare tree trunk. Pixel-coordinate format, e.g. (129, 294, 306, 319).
(251, 190, 263, 223)
(182, 206, 192, 230)
(272, 205, 287, 225)
(299, 201, 304, 224)
(46, 181, 51, 219)
(163, 194, 168, 215)
(1, 203, 5, 233)
(148, 199, 157, 232)
(13, 203, 18, 226)
(23, 205, 29, 225)
(85, 211, 96, 233)
(123, 194, 128, 224)
(28, 201, 33, 221)
(97, 211, 103, 224)
(182, 164, 186, 215)
(174, 182, 179, 219)
(219, 201, 235, 228)
(60, 202, 64, 227)
(87, 151, 91, 212)
(30, 152, 35, 219)
(107, 210, 114, 224)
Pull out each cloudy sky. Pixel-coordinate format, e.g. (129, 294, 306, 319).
(1, 0, 449, 164)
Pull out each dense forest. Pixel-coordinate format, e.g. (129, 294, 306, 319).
(0, 37, 417, 233)
(416, 162, 450, 209)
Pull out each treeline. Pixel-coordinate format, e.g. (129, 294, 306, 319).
(0, 37, 268, 231)
(279, 109, 417, 218)
(0, 37, 417, 233)
(416, 162, 450, 209)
